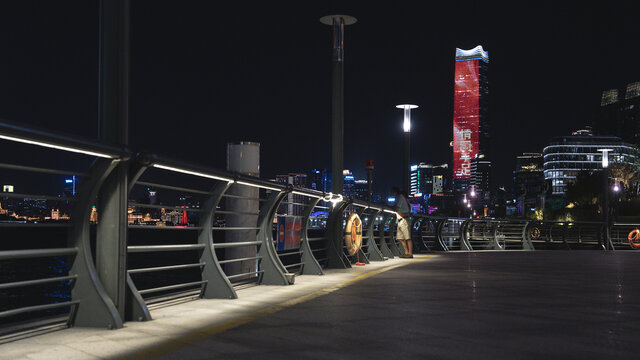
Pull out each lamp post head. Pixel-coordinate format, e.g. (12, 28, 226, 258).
(320, 15, 357, 26)
(396, 104, 418, 133)
(597, 148, 614, 168)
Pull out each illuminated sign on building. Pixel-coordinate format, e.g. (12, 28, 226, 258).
(452, 45, 489, 181)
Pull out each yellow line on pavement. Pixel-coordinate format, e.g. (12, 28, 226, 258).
(122, 255, 434, 359)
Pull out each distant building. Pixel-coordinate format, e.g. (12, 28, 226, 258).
(3, 185, 14, 193)
(410, 163, 450, 196)
(354, 180, 369, 201)
(470, 155, 491, 207)
(452, 45, 490, 191)
(342, 170, 355, 198)
(309, 169, 328, 192)
(543, 131, 640, 195)
(410, 163, 432, 197)
(276, 173, 307, 215)
(63, 176, 77, 197)
(593, 82, 640, 144)
(514, 153, 544, 216)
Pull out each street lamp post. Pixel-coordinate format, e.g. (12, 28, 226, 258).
(396, 104, 418, 194)
(598, 148, 613, 250)
(320, 15, 357, 195)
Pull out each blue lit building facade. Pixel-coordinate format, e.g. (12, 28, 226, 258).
(543, 132, 639, 195)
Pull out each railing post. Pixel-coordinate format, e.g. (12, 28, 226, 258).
(435, 219, 449, 251)
(376, 213, 395, 258)
(521, 221, 535, 250)
(365, 210, 385, 261)
(562, 223, 570, 249)
(387, 216, 403, 256)
(123, 158, 152, 322)
(300, 198, 324, 275)
(200, 181, 238, 298)
(460, 220, 473, 251)
(69, 158, 124, 328)
(257, 189, 292, 285)
(326, 200, 351, 268)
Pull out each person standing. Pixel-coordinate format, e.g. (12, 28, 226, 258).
(392, 187, 413, 258)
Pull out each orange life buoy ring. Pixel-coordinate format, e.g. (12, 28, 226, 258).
(530, 227, 541, 240)
(344, 213, 363, 255)
(628, 229, 640, 249)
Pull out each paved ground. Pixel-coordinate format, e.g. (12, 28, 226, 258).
(152, 251, 640, 360)
(3, 251, 640, 359)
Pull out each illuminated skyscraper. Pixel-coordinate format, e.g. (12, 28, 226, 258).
(452, 45, 489, 191)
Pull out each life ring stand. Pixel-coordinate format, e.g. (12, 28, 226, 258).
(344, 213, 363, 256)
(628, 229, 640, 249)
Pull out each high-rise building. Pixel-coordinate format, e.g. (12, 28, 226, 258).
(470, 155, 491, 207)
(309, 169, 328, 192)
(513, 153, 544, 216)
(410, 163, 433, 196)
(594, 82, 640, 145)
(452, 45, 490, 191)
(432, 164, 450, 194)
(543, 131, 639, 195)
(354, 180, 369, 201)
(343, 170, 355, 198)
(63, 176, 77, 196)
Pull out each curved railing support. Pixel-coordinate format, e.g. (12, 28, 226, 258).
(521, 221, 535, 250)
(365, 210, 385, 261)
(326, 200, 351, 269)
(123, 158, 152, 322)
(460, 220, 473, 251)
(459, 220, 473, 251)
(490, 221, 503, 250)
(200, 181, 238, 298)
(257, 189, 292, 285)
(377, 213, 395, 258)
(69, 158, 124, 329)
(435, 219, 449, 251)
(300, 198, 324, 275)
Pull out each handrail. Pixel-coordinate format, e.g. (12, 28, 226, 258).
(0, 118, 129, 159)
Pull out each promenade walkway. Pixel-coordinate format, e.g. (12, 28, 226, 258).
(3, 251, 639, 359)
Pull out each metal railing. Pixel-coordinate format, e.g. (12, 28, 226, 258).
(2, 119, 640, 340)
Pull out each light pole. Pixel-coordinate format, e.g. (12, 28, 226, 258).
(396, 104, 418, 194)
(320, 14, 357, 195)
(598, 148, 613, 250)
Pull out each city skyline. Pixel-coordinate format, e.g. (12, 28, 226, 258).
(0, 2, 639, 194)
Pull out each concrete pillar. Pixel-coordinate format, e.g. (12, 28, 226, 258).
(226, 142, 260, 279)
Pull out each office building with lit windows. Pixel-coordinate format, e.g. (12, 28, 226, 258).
(410, 163, 449, 197)
(452, 45, 490, 191)
(594, 82, 640, 145)
(543, 132, 639, 195)
(514, 153, 544, 215)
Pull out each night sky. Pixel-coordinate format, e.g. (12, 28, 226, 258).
(1, 1, 639, 195)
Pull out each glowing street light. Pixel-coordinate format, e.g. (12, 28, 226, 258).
(470, 185, 476, 197)
(396, 104, 419, 195)
(598, 148, 613, 168)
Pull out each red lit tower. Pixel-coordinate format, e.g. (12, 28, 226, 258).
(452, 45, 489, 191)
